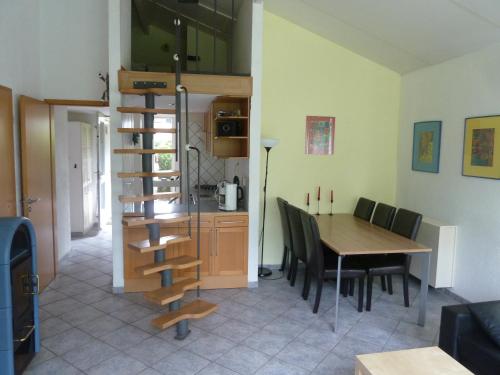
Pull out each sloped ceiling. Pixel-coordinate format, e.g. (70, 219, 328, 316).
(265, 0, 500, 73)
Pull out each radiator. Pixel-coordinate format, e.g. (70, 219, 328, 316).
(410, 217, 457, 288)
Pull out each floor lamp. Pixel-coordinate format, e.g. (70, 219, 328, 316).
(259, 138, 279, 278)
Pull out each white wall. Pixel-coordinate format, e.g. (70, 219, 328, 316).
(39, 0, 108, 100)
(0, 0, 42, 214)
(397, 43, 500, 302)
(247, 0, 264, 285)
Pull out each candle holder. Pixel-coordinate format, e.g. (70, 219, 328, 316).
(329, 201, 333, 216)
(306, 193, 310, 213)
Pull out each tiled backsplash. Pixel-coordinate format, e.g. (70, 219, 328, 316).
(188, 115, 225, 187)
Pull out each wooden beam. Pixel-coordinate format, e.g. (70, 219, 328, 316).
(118, 70, 252, 96)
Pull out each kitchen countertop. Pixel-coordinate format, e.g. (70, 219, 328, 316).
(122, 200, 247, 217)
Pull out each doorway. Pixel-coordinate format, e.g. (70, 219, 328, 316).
(51, 106, 112, 262)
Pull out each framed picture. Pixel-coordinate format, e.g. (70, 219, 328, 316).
(412, 121, 442, 173)
(305, 116, 335, 155)
(463, 115, 500, 179)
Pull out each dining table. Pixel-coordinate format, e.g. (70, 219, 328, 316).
(316, 214, 432, 332)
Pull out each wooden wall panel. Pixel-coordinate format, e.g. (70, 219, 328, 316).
(0, 85, 16, 216)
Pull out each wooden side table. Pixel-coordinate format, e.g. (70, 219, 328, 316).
(355, 347, 473, 375)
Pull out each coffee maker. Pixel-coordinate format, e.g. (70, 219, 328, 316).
(216, 181, 243, 211)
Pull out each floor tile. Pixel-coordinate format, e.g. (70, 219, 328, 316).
(331, 336, 383, 359)
(297, 326, 344, 351)
(197, 363, 239, 375)
(60, 305, 104, 326)
(25, 357, 83, 375)
(312, 352, 354, 375)
(110, 303, 155, 323)
(383, 332, 433, 351)
(153, 349, 210, 375)
(76, 314, 126, 338)
(124, 336, 179, 365)
(212, 319, 259, 343)
(42, 298, 85, 317)
(262, 318, 307, 339)
(92, 295, 134, 313)
(184, 333, 234, 361)
(27, 346, 55, 368)
(42, 328, 95, 356)
(86, 353, 147, 375)
(101, 325, 151, 349)
(190, 312, 229, 331)
(72, 288, 110, 304)
(39, 317, 72, 339)
(276, 339, 328, 371)
(62, 340, 119, 370)
(255, 358, 309, 375)
(216, 345, 270, 375)
(243, 331, 293, 356)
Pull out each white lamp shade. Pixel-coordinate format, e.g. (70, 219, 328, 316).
(261, 138, 279, 149)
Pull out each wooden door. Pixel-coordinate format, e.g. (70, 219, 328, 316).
(19, 96, 56, 291)
(213, 226, 248, 276)
(0, 85, 16, 216)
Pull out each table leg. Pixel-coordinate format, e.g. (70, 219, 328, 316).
(334, 255, 343, 332)
(418, 252, 430, 326)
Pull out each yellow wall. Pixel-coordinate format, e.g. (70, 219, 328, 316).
(261, 11, 401, 264)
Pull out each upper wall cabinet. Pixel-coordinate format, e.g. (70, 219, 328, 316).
(205, 96, 249, 158)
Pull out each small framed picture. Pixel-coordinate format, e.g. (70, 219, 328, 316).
(305, 116, 335, 155)
(463, 115, 500, 179)
(412, 121, 442, 173)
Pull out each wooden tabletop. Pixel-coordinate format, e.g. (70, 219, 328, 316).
(355, 347, 472, 375)
(316, 214, 431, 256)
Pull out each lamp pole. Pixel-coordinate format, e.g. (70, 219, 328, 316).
(259, 146, 272, 277)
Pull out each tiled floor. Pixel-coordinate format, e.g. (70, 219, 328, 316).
(27, 227, 459, 375)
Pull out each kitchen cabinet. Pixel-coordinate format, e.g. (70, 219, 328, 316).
(123, 212, 248, 291)
(205, 97, 250, 158)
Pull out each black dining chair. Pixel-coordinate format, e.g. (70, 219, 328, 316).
(277, 197, 292, 277)
(353, 197, 376, 221)
(371, 203, 396, 230)
(286, 204, 308, 287)
(299, 210, 366, 313)
(365, 208, 423, 311)
(369, 202, 397, 292)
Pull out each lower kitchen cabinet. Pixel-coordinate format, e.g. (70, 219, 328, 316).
(123, 212, 248, 291)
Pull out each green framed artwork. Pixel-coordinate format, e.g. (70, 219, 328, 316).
(412, 121, 442, 173)
(463, 115, 500, 179)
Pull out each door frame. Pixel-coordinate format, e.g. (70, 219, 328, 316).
(19, 95, 59, 276)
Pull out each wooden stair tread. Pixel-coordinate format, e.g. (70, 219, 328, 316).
(117, 171, 180, 178)
(151, 300, 218, 330)
(120, 88, 172, 96)
(114, 148, 176, 154)
(144, 278, 201, 305)
(136, 255, 201, 276)
(129, 234, 191, 253)
(117, 107, 175, 114)
(122, 213, 191, 227)
(119, 192, 180, 203)
(117, 128, 176, 134)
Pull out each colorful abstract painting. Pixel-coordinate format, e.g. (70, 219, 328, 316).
(463, 116, 500, 179)
(305, 116, 335, 155)
(412, 121, 441, 173)
(471, 128, 494, 166)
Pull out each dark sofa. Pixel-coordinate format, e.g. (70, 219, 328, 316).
(439, 301, 500, 375)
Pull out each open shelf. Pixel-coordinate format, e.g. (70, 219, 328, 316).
(206, 97, 250, 158)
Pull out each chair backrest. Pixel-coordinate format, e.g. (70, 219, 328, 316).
(353, 197, 376, 221)
(299, 209, 324, 277)
(286, 204, 307, 263)
(276, 197, 292, 250)
(371, 203, 397, 230)
(391, 208, 422, 240)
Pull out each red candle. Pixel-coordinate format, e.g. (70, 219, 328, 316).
(330, 189, 334, 203)
(317, 186, 321, 201)
(306, 193, 310, 205)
